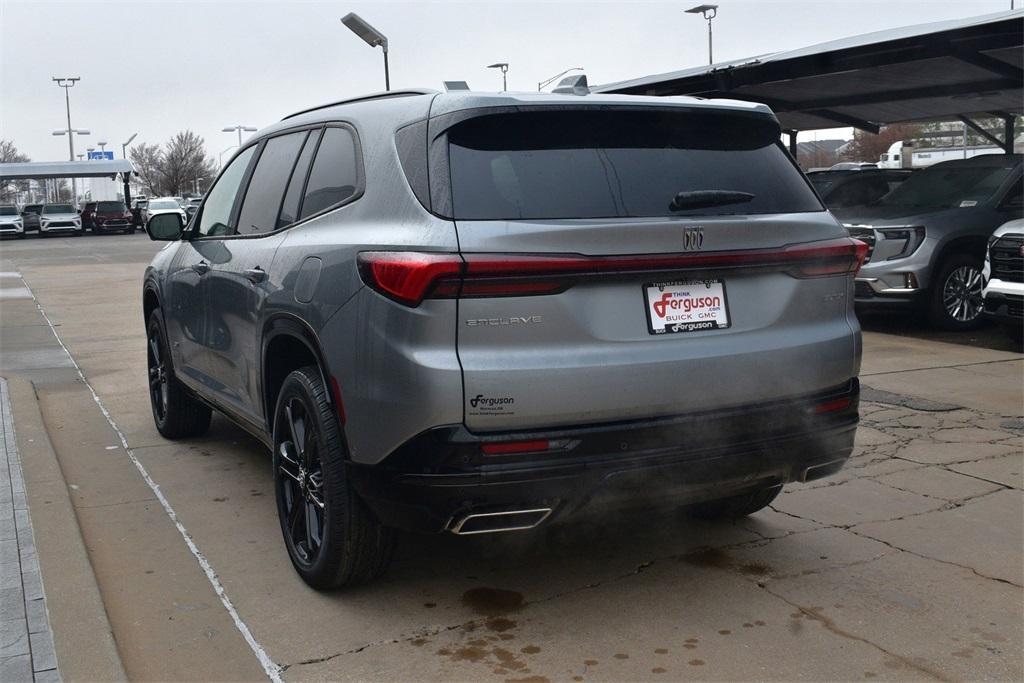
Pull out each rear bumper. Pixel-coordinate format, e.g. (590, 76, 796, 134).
(351, 380, 859, 533)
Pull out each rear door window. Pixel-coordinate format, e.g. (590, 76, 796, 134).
(277, 130, 319, 229)
(447, 110, 822, 220)
(299, 127, 360, 220)
(236, 131, 308, 235)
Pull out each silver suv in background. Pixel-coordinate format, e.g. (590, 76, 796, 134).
(142, 89, 865, 588)
(38, 203, 82, 236)
(835, 154, 1023, 330)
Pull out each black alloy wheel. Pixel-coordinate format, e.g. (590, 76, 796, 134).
(275, 396, 327, 567)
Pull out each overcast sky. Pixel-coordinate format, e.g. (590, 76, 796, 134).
(0, 0, 1014, 163)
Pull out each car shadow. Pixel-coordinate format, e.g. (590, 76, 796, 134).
(858, 311, 1021, 353)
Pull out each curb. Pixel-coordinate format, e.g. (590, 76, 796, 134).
(5, 376, 127, 682)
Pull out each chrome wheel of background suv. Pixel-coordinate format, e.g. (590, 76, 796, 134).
(942, 264, 985, 323)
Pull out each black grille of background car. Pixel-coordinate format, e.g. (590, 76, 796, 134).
(47, 221, 76, 228)
(854, 281, 875, 298)
(990, 234, 1024, 283)
(845, 226, 876, 263)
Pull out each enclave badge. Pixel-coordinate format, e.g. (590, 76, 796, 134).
(682, 227, 704, 251)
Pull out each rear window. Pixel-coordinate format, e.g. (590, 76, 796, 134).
(447, 110, 822, 220)
(97, 201, 126, 212)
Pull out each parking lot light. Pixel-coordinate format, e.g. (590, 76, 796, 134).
(487, 63, 509, 91)
(222, 125, 258, 146)
(685, 4, 719, 65)
(341, 12, 390, 91)
(538, 67, 584, 91)
(122, 133, 138, 159)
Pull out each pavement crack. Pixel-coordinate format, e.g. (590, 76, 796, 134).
(281, 621, 469, 670)
(756, 582, 953, 681)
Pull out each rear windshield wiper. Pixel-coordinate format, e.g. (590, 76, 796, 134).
(669, 190, 755, 212)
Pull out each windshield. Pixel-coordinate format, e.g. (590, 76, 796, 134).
(24, 205, 41, 213)
(97, 201, 126, 212)
(43, 204, 75, 214)
(447, 110, 822, 220)
(0, 206, 16, 216)
(149, 200, 179, 210)
(879, 163, 1014, 209)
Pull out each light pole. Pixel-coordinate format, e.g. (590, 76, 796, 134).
(122, 133, 138, 159)
(193, 177, 205, 195)
(538, 67, 584, 91)
(685, 4, 719, 65)
(222, 125, 257, 146)
(219, 145, 237, 169)
(487, 63, 509, 91)
(53, 76, 86, 202)
(341, 13, 390, 91)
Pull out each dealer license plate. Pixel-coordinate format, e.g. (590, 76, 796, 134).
(644, 279, 730, 335)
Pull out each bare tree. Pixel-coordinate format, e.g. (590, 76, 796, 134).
(161, 131, 217, 196)
(128, 131, 217, 197)
(0, 139, 30, 203)
(129, 143, 165, 196)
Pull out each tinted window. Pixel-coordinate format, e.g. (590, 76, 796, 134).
(299, 127, 359, 220)
(0, 206, 16, 216)
(97, 201, 126, 212)
(198, 146, 256, 237)
(236, 131, 307, 235)
(880, 162, 1016, 209)
(43, 204, 74, 214)
(447, 110, 822, 220)
(278, 130, 318, 229)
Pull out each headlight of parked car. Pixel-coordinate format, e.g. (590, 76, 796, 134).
(876, 226, 925, 260)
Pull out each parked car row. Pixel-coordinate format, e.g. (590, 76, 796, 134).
(810, 154, 1022, 339)
(0, 195, 196, 238)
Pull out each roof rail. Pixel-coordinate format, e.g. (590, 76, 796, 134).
(281, 88, 438, 121)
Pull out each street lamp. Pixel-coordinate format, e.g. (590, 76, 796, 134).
(122, 133, 138, 159)
(685, 4, 719, 65)
(98, 141, 108, 156)
(487, 63, 509, 91)
(219, 145, 237, 169)
(222, 125, 258, 146)
(341, 12, 389, 91)
(538, 67, 584, 91)
(53, 76, 84, 201)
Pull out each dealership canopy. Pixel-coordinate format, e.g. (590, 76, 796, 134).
(0, 159, 135, 180)
(597, 9, 1023, 147)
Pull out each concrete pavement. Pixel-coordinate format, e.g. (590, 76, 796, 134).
(0, 233, 1020, 681)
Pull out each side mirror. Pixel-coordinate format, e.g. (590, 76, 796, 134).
(146, 213, 184, 241)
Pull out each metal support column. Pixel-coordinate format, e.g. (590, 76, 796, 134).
(787, 130, 798, 157)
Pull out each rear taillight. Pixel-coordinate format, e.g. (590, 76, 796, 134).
(358, 238, 867, 307)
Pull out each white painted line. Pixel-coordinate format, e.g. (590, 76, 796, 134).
(0, 271, 24, 278)
(21, 276, 283, 682)
(0, 286, 33, 299)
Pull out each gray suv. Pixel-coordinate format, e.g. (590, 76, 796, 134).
(142, 89, 865, 588)
(835, 154, 1023, 330)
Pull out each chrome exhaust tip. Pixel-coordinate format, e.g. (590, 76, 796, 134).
(799, 458, 847, 482)
(448, 508, 553, 535)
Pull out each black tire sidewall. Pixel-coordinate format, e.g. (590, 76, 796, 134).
(272, 368, 348, 586)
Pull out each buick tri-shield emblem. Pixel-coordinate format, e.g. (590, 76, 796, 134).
(682, 227, 705, 251)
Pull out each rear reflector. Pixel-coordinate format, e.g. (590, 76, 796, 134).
(481, 439, 550, 455)
(358, 238, 868, 307)
(813, 397, 851, 414)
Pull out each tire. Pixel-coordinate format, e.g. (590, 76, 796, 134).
(146, 310, 211, 438)
(927, 253, 985, 331)
(686, 486, 782, 520)
(272, 366, 396, 589)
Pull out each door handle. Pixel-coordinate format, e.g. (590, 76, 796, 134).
(244, 267, 267, 284)
(192, 261, 209, 275)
